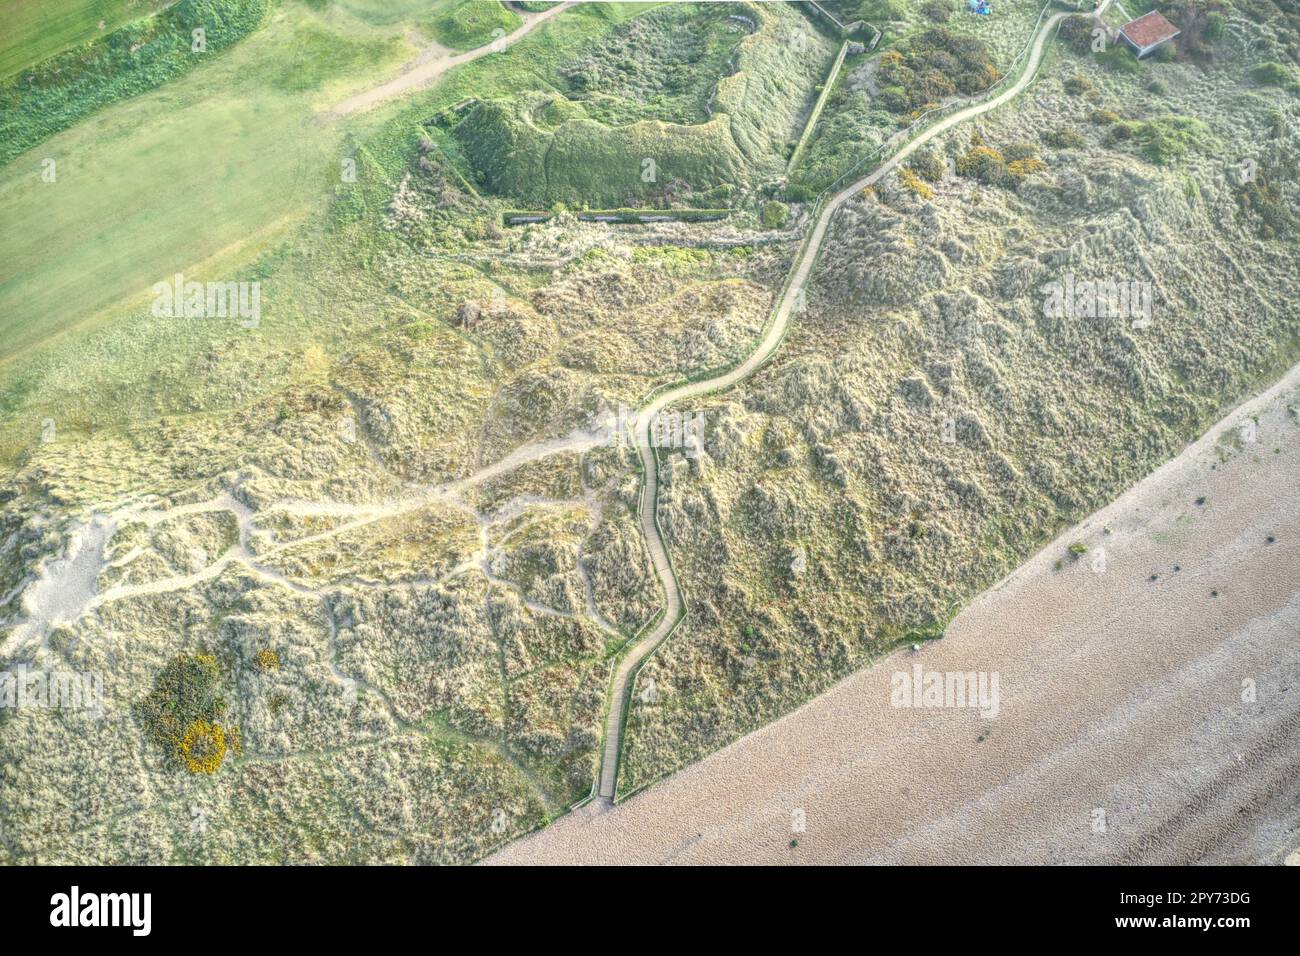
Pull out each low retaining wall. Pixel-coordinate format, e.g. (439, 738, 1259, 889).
(502, 208, 732, 226)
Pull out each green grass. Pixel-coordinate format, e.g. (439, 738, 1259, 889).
(428, 0, 521, 52)
(0, 0, 422, 368)
(788, 41, 849, 173)
(0, 0, 272, 166)
(334, 0, 447, 26)
(444, 2, 834, 206)
(0, 0, 174, 80)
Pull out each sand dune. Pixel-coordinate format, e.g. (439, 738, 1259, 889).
(488, 365, 1300, 865)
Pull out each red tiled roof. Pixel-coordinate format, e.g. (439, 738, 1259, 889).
(1120, 11, 1181, 50)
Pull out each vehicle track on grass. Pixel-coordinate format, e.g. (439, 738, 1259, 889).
(596, 9, 1074, 801)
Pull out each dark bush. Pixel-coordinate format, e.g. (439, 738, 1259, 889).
(921, 1, 951, 23)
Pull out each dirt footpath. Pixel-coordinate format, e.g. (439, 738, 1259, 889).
(326, 3, 574, 119)
(487, 367, 1300, 865)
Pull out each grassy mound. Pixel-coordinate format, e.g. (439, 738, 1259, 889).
(429, 0, 521, 52)
(454, 94, 749, 208)
(449, 2, 835, 207)
(560, 2, 746, 125)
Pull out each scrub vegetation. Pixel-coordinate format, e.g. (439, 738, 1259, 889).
(1, 0, 1298, 863)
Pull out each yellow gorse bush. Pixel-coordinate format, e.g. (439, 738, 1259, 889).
(179, 719, 228, 775)
(899, 167, 934, 200)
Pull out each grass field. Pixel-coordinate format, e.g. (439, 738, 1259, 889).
(0, 0, 174, 79)
(0, 0, 666, 462)
(0, 1, 443, 367)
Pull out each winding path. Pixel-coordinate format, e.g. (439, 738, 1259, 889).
(597, 9, 1073, 800)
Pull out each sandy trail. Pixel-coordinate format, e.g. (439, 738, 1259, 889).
(326, 2, 575, 119)
(488, 362, 1300, 865)
(0, 421, 615, 661)
(595, 8, 1072, 800)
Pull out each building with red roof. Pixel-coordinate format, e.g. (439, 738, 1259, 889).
(1118, 10, 1182, 58)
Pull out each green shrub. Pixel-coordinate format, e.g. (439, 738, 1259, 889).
(761, 200, 790, 228)
(1133, 115, 1209, 166)
(1096, 43, 1145, 74)
(1204, 11, 1226, 41)
(1001, 142, 1038, 163)
(1235, 166, 1298, 239)
(876, 28, 999, 116)
(1007, 156, 1046, 180)
(1043, 126, 1085, 149)
(1105, 121, 1134, 144)
(1250, 61, 1294, 87)
(135, 653, 234, 773)
(898, 166, 934, 199)
(1063, 74, 1094, 96)
(1057, 16, 1095, 55)
(955, 140, 1044, 187)
(1101, 114, 1208, 165)
(956, 145, 1008, 185)
(907, 146, 947, 183)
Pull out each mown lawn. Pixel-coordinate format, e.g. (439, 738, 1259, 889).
(0, 0, 174, 80)
(0, 0, 426, 366)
